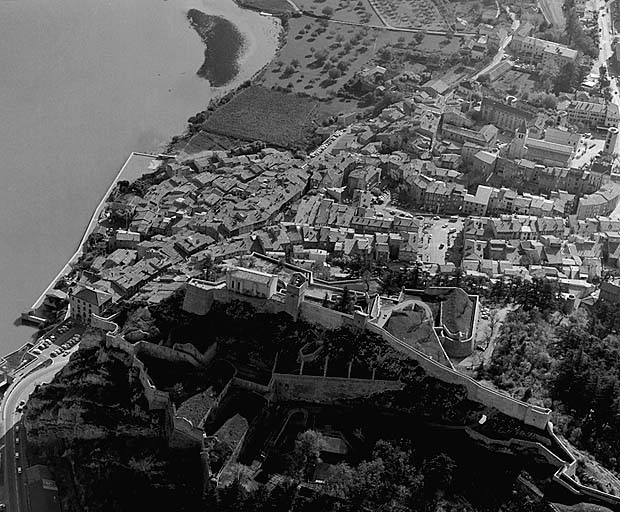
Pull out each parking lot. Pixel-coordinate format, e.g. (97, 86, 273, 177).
(29, 320, 86, 360)
(417, 215, 464, 265)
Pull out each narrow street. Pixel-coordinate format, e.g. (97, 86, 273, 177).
(595, 0, 620, 106)
(472, 7, 520, 81)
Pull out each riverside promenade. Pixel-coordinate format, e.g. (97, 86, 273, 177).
(29, 152, 165, 312)
(5, 152, 167, 372)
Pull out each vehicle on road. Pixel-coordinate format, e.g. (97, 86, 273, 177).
(51, 353, 57, 358)
(439, 244, 445, 249)
(16, 437, 19, 444)
(15, 452, 19, 459)
(17, 467, 21, 475)
(442, 224, 447, 228)
(433, 216, 440, 220)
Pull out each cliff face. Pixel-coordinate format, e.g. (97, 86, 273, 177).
(25, 344, 161, 443)
(23, 335, 203, 512)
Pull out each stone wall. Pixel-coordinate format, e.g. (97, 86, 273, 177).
(171, 416, 205, 450)
(299, 300, 351, 330)
(91, 313, 120, 333)
(365, 325, 551, 430)
(269, 373, 404, 403)
(173, 342, 218, 366)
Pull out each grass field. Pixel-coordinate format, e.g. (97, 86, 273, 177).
(202, 85, 338, 149)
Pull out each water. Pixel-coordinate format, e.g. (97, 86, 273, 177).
(0, 0, 279, 354)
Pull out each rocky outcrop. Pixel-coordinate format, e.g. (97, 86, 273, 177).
(23, 334, 204, 512)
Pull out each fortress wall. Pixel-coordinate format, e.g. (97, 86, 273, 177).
(134, 341, 202, 367)
(269, 373, 403, 403)
(299, 300, 353, 330)
(171, 416, 205, 449)
(105, 333, 137, 354)
(365, 324, 551, 430)
(173, 342, 218, 366)
(182, 283, 217, 315)
(91, 313, 120, 333)
(212, 288, 287, 315)
(231, 377, 271, 395)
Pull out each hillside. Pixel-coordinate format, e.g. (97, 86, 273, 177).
(23, 335, 203, 512)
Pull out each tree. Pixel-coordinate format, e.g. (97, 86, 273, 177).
(423, 453, 457, 496)
(322, 6, 333, 16)
(314, 49, 329, 63)
(287, 430, 321, 480)
(328, 67, 341, 80)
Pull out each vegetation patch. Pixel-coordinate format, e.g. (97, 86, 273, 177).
(202, 85, 326, 148)
(187, 9, 247, 87)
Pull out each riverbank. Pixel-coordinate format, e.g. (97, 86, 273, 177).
(28, 153, 164, 314)
(0, 0, 281, 355)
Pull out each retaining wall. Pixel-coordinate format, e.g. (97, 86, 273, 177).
(269, 373, 404, 403)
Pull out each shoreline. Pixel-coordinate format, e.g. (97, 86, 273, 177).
(29, 152, 163, 313)
(9, 0, 283, 359)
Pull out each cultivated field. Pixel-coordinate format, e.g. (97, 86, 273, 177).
(258, 15, 438, 102)
(368, 0, 449, 30)
(202, 85, 338, 149)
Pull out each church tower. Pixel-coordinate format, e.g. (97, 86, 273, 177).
(508, 121, 528, 159)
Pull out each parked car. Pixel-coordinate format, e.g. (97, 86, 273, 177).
(17, 467, 21, 475)
(15, 452, 19, 460)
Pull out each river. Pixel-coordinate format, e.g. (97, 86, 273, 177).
(0, 0, 280, 354)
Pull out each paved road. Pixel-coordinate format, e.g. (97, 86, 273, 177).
(0, 328, 79, 512)
(595, 0, 620, 106)
(1, 358, 68, 512)
(539, 0, 566, 29)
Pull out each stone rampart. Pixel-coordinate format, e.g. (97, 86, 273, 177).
(299, 300, 351, 329)
(269, 373, 404, 403)
(173, 342, 218, 366)
(134, 341, 204, 367)
(91, 313, 120, 333)
(232, 377, 271, 395)
(171, 416, 205, 449)
(365, 324, 551, 430)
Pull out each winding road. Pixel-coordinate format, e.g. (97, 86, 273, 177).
(1, 356, 72, 512)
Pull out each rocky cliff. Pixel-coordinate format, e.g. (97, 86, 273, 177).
(23, 335, 203, 512)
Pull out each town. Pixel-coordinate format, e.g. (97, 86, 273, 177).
(7, 0, 620, 510)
